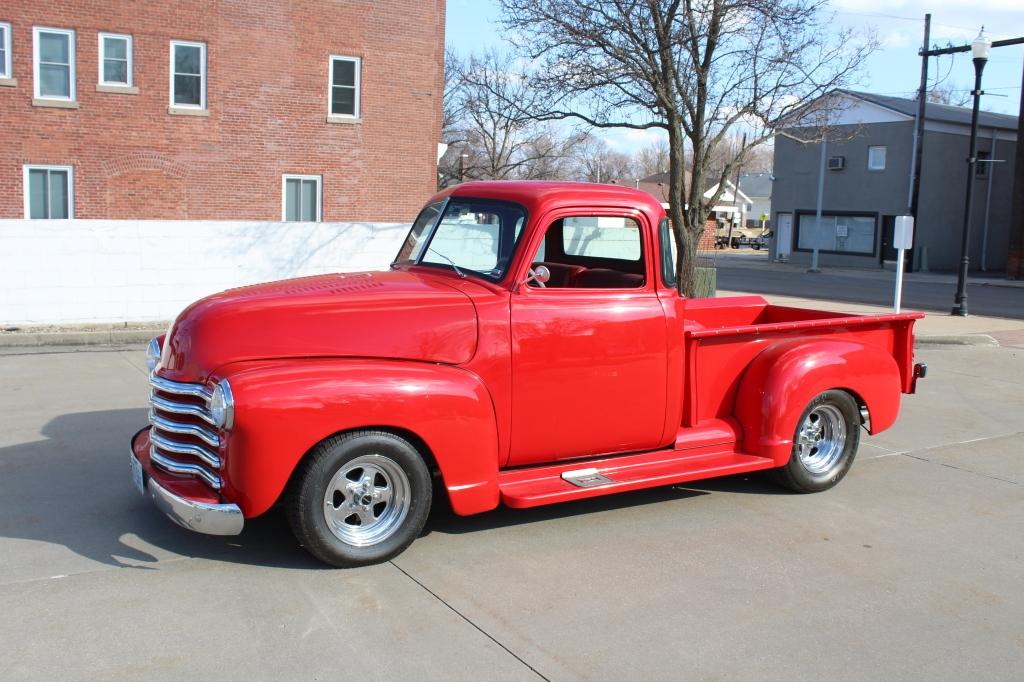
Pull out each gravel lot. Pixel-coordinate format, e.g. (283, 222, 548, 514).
(1, 343, 1021, 680)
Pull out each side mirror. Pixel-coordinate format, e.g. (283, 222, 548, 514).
(525, 265, 551, 288)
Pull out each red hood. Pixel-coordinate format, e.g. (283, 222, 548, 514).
(160, 270, 478, 381)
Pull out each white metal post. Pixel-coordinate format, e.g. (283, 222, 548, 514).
(894, 248, 906, 313)
(810, 135, 827, 273)
(893, 215, 915, 313)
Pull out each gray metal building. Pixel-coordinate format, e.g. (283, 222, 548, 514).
(771, 90, 1018, 272)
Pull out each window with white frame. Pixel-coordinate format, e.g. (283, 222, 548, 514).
(0, 22, 12, 79)
(170, 40, 205, 109)
(33, 27, 76, 101)
(867, 145, 887, 171)
(24, 165, 73, 219)
(282, 175, 322, 221)
(328, 56, 360, 118)
(98, 33, 132, 86)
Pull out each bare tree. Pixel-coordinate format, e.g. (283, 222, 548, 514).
(440, 50, 579, 185)
(441, 47, 464, 141)
(571, 133, 636, 183)
(633, 138, 672, 178)
(927, 82, 972, 108)
(498, 0, 875, 295)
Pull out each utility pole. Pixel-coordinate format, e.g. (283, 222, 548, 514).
(908, 13, 931, 272)
(809, 133, 826, 273)
(730, 133, 747, 246)
(1009, 60, 1024, 279)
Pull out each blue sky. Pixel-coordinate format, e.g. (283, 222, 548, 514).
(446, 0, 1023, 149)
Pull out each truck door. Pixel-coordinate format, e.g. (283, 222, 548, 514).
(508, 213, 668, 466)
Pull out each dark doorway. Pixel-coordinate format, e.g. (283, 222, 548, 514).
(880, 215, 895, 263)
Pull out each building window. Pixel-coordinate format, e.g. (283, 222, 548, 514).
(24, 165, 73, 219)
(976, 150, 990, 178)
(795, 212, 876, 256)
(170, 41, 205, 109)
(33, 27, 76, 101)
(98, 33, 132, 86)
(282, 175, 322, 221)
(867, 145, 886, 171)
(0, 23, 12, 79)
(328, 56, 360, 118)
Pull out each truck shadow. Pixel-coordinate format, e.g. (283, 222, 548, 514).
(0, 409, 327, 572)
(425, 473, 788, 536)
(0, 409, 789, 572)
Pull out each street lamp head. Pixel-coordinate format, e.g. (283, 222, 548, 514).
(971, 27, 991, 61)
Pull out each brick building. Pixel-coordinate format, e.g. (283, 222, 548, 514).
(0, 0, 445, 222)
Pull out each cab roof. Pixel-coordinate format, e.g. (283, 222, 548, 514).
(430, 180, 666, 222)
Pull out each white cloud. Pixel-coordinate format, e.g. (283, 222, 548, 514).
(881, 30, 912, 49)
(600, 127, 667, 152)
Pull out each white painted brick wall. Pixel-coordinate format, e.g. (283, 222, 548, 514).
(0, 220, 409, 325)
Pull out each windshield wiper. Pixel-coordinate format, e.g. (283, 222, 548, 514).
(426, 248, 467, 278)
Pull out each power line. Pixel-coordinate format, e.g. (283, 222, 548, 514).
(830, 7, 1018, 39)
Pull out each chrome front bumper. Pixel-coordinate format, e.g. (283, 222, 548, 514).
(130, 448, 244, 536)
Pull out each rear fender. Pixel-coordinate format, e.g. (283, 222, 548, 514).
(218, 359, 500, 518)
(734, 338, 902, 465)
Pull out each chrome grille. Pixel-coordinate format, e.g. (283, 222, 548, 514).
(148, 374, 223, 490)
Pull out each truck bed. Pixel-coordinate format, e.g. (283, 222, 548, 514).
(681, 296, 923, 427)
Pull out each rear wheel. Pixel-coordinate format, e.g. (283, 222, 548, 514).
(776, 390, 860, 493)
(287, 430, 432, 567)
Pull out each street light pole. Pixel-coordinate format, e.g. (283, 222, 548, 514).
(952, 29, 992, 316)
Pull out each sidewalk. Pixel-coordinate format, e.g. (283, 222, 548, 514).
(0, 322, 167, 348)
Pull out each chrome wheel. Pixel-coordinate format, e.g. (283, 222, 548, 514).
(795, 404, 847, 474)
(322, 454, 410, 547)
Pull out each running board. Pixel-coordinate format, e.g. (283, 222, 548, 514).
(499, 447, 776, 509)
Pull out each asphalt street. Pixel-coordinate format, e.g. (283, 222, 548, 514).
(1, 343, 1022, 680)
(713, 252, 1024, 320)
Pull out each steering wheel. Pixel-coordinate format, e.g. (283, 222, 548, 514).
(526, 266, 548, 288)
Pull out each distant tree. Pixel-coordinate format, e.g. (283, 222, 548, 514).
(498, 0, 875, 295)
(571, 133, 636, 183)
(440, 50, 578, 187)
(633, 139, 672, 179)
(927, 82, 972, 108)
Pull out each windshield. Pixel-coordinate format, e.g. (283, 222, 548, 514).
(394, 198, 528, 281)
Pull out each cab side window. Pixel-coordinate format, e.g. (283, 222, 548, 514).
(528, 215, 646, 289)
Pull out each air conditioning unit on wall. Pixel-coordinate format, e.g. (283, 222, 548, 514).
(827, 156, 845, 171)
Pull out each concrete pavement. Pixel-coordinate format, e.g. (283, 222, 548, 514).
(1, 344, 1022, 680)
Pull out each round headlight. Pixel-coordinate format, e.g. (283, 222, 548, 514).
(146, 338, 161, 372)
(209, 379, 235, 430)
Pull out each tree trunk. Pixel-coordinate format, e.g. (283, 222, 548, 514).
(667, 121, 698, 297)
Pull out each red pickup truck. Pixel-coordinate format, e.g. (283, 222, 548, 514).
(130, 181, 926, 567)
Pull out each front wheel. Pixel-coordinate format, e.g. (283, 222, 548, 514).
(775, 390, 860, 493)
(286, 430, 432, 567)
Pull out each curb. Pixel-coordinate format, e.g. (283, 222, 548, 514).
(0, 329, 161, 348)
(915, 334, 999, 347)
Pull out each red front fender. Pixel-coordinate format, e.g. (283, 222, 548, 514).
(217, 359, 501, 518)
(733, 338, 902, 465)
